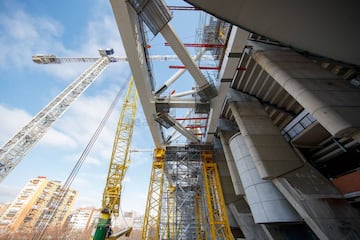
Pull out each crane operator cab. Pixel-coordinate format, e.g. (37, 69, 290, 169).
(93, 208, 112, 240)
(98, 48, 114, 56)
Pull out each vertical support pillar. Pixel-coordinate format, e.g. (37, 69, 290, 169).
(228, 89, 303, 179)
(219, 131, 244, 196)
(273, 162, 360, 240)
(228, 200, 269, 240)
(251, 46, 360, 139)
(228, 88, 360, 239)
(229, 133, 301, 223)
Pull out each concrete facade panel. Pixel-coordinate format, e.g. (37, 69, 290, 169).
(236, 116, 281, 135)
(229, 133, 301, 223)
(229, 202, 268, 240)
(280, 63, 337, 79)
(240, 168, 254, 188)
(229, 96, 303, 178)
(249, 202, 268, 222)
(255, 182, 285, 201)
(311, 106, 360, 137)
(249, 168, 262, 186)
(283, 78, 356, 96)
(259, 50, 309, 63)
(252, 48, 360, 138)
(261, 199, 300, 222)
(273, 163, 360, 239)
(246, 186, 261, 204)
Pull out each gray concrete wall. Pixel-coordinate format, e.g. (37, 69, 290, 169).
(228, 89, 303, 179)
(273, 163, 360, 240)
(229, 200, 269, 240)
(229, 133, 301, 223)
(219, 131, 245, 195)
(226, 87, 360, 239)
(251, 47, 360, 139)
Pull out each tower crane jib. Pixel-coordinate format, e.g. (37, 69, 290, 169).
(0, 49, 114, 183)
(0, 48, 215, 182)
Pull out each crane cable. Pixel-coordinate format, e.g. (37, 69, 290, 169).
(32, 80, 128, 240)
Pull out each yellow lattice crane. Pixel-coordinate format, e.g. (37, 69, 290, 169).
(93, 78, 138, 240)
(141, 148, 165, 240)
(201, 150, 233, 240)
(142, 148, 233, 240)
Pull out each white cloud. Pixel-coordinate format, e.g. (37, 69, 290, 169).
(0, 0, 145, 211)
(0, 7, 65, 71)
(0, 0, 126, 82)
(120, 192, 148, 213)
(52, 92, 118, 152)
(0, 184, 21, 203)
(129, 149, 153, 167)
(74, 195, 101, 209)
(40, 128, 77, 149)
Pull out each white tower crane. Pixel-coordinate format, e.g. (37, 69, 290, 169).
(0, 49, 212, 183)
(0, 49, 116, 182)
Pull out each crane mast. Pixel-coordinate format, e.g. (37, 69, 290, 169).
(93, 78, 138, 240)
(0, 50, 114, 182)
(103, 77, 137, 216)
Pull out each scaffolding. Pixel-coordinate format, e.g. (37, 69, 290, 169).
(162, 146, 203, 239)
(142, 145, 233, 240)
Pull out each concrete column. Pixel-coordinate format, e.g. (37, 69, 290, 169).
(229, 133, 301, 223)
(219, 131, 245, 196)
(228, 89, 303, 179)
(227, 88, 360, 239)
(251, 46, 360, 139)
(273, 162, 360, 240)
(229, 200, 269, 240)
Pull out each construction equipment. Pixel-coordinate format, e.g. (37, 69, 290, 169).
(142, 148, 165, 240)
(31, 53, 211, 64)
(0, 49, 195, 183)
(0, 49, 116, 183)
(92, 78, 138, 240)
(32, 49, 138, 239)
(32, 83, 127, 240)
(142, 146, 233, 240)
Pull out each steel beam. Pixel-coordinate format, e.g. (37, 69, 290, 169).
(154, 97, 206, 109)
(206, 27, 249, 142)
(110, 0, 164, 147)
(155, 113, 200, 143)
(160, 24, 217, 101)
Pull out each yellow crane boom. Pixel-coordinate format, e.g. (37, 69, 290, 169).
(93, 77, 138, 240)
(103, 77, 138, 216)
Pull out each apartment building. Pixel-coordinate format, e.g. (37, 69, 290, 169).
(0, 176, 77, 233)
(69, 207, 100, 230)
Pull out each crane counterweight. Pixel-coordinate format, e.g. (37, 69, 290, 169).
(32, 55, 60, 64)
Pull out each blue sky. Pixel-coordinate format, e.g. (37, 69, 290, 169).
(0, 0, 204, 214)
